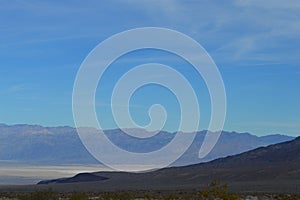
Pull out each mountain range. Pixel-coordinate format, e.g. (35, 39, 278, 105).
(0, 123, 294, 166)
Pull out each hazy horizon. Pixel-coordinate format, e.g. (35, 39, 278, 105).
(0, 122, 297, 137)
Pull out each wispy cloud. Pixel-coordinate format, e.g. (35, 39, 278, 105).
(4, 84, 27, 94)
(125, 1, 300, 65)
(234, 0, 300, 10)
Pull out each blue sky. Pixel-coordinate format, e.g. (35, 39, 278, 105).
(0, 0, 299, 136)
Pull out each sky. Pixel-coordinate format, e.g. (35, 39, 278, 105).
(0, 0, 299, 136)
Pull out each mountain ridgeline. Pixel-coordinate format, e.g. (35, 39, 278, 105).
(0, 123, 294, 166)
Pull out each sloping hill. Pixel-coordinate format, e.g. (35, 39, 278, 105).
(38, 137, 300, 193)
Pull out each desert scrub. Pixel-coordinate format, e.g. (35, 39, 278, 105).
(198, 180, 238, 200)
(69, 192, 88, 200)
(17, 189, 58, 200)
(98, 191, 133, 200)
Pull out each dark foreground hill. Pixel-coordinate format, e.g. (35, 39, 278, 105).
(37, 137, 300, 193)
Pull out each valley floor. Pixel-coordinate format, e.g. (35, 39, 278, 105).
(0, 165, 106, 185)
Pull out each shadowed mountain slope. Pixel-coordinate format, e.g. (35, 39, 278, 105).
(38, 137, 300, 193)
